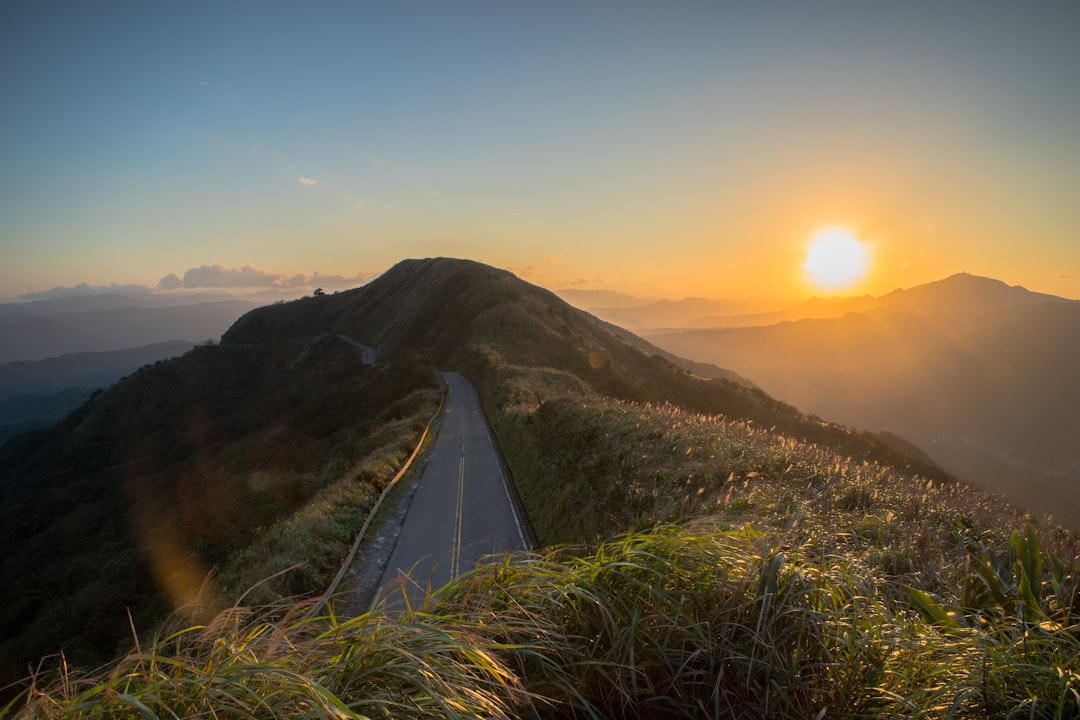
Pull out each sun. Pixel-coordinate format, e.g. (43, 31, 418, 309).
(802, 226, 869, 291)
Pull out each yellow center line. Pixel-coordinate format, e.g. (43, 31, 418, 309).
(450, 456, 465, 578)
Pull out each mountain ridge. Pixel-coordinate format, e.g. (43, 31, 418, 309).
(567, 272, 1076, 331)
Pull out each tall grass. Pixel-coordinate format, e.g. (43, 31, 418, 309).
(7, 600, 534, 720)
(10, 525, 1078, 719)
(483, 365, 1074, 585)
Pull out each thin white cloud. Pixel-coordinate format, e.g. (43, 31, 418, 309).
(15, 267, 377, 302)
(17, 283, 155, 301)
(298, 176, 318, 186)
(176, 264, 375, 291)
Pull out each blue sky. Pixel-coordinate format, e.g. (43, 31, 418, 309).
(3, 1, 1079, 301)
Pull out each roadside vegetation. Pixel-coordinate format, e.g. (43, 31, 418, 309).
(9, 527, 1078, 718)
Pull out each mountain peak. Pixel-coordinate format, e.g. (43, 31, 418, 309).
(223, 256, 627, 369)
(879, 272, 1068, 315)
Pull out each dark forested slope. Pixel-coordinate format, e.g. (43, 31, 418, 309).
(0, 336, 437, 683)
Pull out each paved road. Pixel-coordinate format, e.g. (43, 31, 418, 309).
(371, 371, 528, 609)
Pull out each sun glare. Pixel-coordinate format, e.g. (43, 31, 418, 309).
(802, 227, 869, 291)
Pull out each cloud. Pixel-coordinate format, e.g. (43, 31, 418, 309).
(297, 176, 318, 186)
(157, 273, 182, 290)
(18, 282, 155, 301)
(177, 264, 375, 291)
(181, 265, 282, 289)
(17, 266, 377, 303)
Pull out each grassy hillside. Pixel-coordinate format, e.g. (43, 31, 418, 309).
(0, 335, 439, 687)
(12, 361, 1079, 719)
(6, 258, 1078, 718)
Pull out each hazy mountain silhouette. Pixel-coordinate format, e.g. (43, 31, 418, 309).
(0, 293, 213, 314)
(558, 294, 771, 329)
(554, 288, 658, 310)
(867, 272, 1068, 315)
(0, 341, 195, 399)
(0, 300, 260, 363)
(560, 272, 1071, 331)
(645, 273, 1080, 525)
(0, 341, 196, 443)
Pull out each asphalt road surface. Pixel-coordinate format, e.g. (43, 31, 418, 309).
(371, 371, 528, 609)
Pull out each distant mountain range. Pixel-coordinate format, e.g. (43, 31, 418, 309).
(0, 341, 196, 398)
(557, 291, 773, 329)
(642, 273, 1080, 526)
(0, 341, 198, 444)
(0, 293, 263, 445)
(0, 297, 261, 363)
(559, 273, 1071, 330)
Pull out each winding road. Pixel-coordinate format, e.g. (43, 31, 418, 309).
(336, 335, 377, 365)
(371, 371, 529, 609)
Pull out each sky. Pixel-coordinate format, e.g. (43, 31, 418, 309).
(2, 1, 1079, 303)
